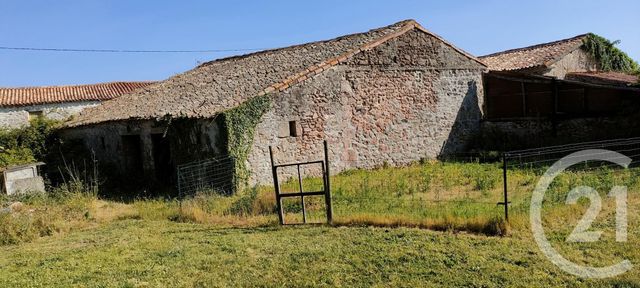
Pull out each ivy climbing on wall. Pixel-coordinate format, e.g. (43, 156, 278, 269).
(582, 33, 640, 74)
(221, 95, 272, 188)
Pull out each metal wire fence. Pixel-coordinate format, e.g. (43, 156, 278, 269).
(502, 137, 640, 220)
(176, 155, 236, 198)
(279, 138, 640, 224)
(172, 139, 640, 227)
(504, 137, 640, 170)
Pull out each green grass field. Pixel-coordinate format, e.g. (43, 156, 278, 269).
(0, 161, 638, 287)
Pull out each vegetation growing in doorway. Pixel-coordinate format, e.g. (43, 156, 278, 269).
(582, 33, 640, 73)
(221, 95, 272, 187)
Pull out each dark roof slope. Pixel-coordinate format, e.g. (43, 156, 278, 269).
(0, 82, 155, 108)
(566, 71, 639, 87)
(67, 20, 484, 127)
(480, 34, 587, 71)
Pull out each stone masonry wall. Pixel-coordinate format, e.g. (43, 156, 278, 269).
(515, 49, 599, 79)
(481, 114, 640, 151)
(61, 121, 162, 178)
(0, 101, 99, 128)
(545, 49, 599, 79)
(60, 118, 224, 187)
(248, 28, 485, 184)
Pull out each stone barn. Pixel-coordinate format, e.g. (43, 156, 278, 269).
(62, 19, 486, 191)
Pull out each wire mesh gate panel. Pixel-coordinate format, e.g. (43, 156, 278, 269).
(176, 156, 236, 198)
(269, 140, 333, 225)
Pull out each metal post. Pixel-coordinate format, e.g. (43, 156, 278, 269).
(177, 168, 183, 210)
(297, 164, 307, 224)
(323, 140, 333, 224)
(269, 146, 284, 225)
(502, 153, 509, 221)
(552, 78, 558, 137)
(521, 81, 527, 117)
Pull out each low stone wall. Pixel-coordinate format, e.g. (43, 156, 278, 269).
(480, 115, 640, 151)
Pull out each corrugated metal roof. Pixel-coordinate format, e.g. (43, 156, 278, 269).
(0, 81, 156, 107)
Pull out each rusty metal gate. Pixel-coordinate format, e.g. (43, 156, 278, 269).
(269, 140, 333, 225)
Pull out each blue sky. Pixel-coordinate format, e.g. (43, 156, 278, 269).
(1, 0, 638, 87)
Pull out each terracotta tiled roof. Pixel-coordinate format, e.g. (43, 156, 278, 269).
(566, 71, 639, 87)
(0, 81, 156, 107)
(480, 34, 588, 71)
(66, 19, 485, 127)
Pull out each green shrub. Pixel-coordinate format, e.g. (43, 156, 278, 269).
(582, 33, 640, 73)
(228, 187, 258, 216)
(474, 173, 498, 193)
(0, 117, 60, 167)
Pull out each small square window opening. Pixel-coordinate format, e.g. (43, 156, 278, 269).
(289, 121, 298, 137)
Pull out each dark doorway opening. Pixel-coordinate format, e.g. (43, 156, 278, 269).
(121, 135, 143, 179)
(151, 133, 173, 184)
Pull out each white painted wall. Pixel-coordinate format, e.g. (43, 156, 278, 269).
(0, 101, 100, 128)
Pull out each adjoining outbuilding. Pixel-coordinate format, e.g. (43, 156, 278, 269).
(480, 34, 598, 79)
(61, 19, 487, 191)
(479, 34, 640, 149)
(0, 81, 155, 128)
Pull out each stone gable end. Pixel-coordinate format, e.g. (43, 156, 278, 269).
(347, 28, 485, 69)
(248, 27, 485, 184)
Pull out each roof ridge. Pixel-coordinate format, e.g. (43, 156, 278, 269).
(197, 19, 418, 68)
(66, 19, 486, 127)
(253, 20, 418, 96)
(480, 34, 588, 58)
(0, 80, 157, 90)
(252, 20, 485, 96)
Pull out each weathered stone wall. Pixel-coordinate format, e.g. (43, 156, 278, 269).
(248, 28, 485, 184)
(480, 114, 640, 151)
(0, 101, 100, 128)
(545, 49, 599, 78)
(59, 118, 224, 188)
(61, 120, 162, 178)
(515, 49, 599, 79)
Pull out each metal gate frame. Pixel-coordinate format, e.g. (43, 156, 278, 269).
(269, 140, 333, 225)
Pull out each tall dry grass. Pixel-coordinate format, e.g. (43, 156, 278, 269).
(3, 159, 634, 244)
